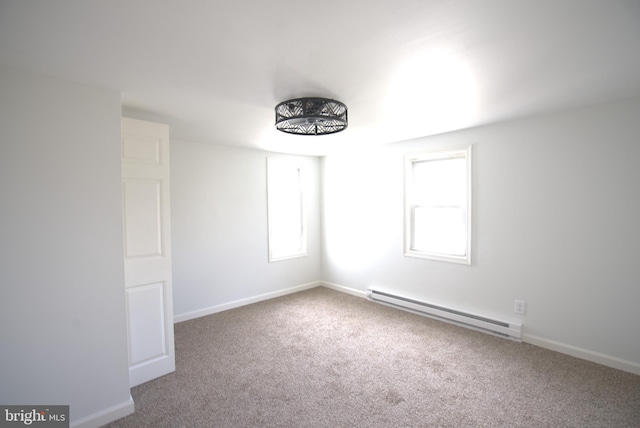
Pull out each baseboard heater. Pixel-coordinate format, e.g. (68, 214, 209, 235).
(366, 288, 522, 341)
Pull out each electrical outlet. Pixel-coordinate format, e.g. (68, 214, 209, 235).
(514, 300, 526, 315)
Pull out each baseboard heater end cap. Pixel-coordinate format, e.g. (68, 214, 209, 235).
(365, 287, 373, 301)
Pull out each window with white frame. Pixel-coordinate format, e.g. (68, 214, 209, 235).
(404, 145, 472, 264)
(267, 157, 307, 262)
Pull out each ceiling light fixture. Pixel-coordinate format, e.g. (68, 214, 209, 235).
(275, 97, 348, 136)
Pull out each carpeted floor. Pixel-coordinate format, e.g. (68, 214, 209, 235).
(106, 287, 640, 427)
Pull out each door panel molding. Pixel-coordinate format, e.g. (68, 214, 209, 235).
(126, 282, 168, 365)
(122, 179, 163, 259)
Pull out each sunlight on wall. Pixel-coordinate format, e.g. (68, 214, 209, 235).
(387, 50, 477, 139)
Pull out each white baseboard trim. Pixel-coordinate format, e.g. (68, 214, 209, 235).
(319, 281, 367, 299)
(174, 281, 321, 323)
(321, 281, 640, 376)
(523, 334, 640, 376)
(70, 395, 134, 428)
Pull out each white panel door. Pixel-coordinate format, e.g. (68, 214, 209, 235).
(121, 117, 174, 387)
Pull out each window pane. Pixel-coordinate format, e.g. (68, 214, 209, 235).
(267, 159, 306, 261)
(270, 185, 303, 259)
(413, 206, 467, 256)
(412, 157, 467, 207)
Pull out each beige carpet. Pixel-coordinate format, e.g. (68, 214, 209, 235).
(107, 287, 640, 427)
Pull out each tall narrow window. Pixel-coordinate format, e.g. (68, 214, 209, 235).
(404, 145, 472, 264)
(267, 158, 307, 262)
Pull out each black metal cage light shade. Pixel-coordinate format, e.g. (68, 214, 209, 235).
(275, 97, 348, 135)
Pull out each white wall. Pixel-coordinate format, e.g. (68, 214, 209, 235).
(0, 66, 132, 426)
(322, 96, 640, 372)
(171, 140, 321, 321)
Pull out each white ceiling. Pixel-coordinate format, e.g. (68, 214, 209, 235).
(1, 0, 639, 156)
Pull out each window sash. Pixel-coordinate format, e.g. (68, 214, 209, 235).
(404, 146, 471, 264)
